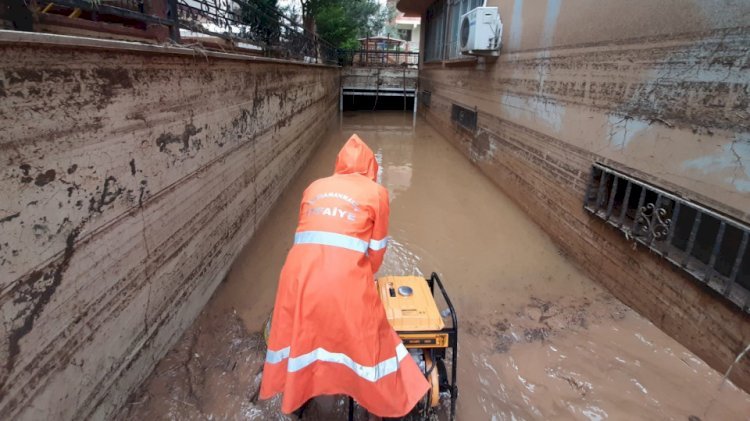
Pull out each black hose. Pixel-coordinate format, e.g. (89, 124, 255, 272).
(372, 68, 380, 111)
(403, 67, 407, 111)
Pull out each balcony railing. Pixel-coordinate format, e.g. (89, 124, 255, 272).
(338, 50, 419, 68)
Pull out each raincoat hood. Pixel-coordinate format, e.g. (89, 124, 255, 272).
(334, 134, 378, 182)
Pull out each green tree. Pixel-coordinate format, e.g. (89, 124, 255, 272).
(301, 0, 393, 49)
(238, 0, 282, 46)
(314, 2, 357, 49)
(299, 0, 327, 33)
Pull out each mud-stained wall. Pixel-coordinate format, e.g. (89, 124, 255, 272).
(414, 0, 750, 389)
(0, 32, 338, 420)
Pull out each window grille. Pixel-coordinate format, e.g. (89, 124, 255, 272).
(584, 163, 750, 312)
(424, 0, 484, 62)
(424, 0, 447, 62)
(421, 90, 432, 108)
(397, 29, 413, 42)
(451, 103, 477, 131)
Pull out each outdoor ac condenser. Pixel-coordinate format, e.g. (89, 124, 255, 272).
(460, 7, 502, 56)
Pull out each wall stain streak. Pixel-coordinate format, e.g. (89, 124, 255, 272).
(0, 36, 339, 421)
(418, 2, 750, 392)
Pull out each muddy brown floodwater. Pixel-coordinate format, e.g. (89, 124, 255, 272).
(121, 112, 750, 421)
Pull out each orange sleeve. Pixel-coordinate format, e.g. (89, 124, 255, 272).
(369, 185, 390, 274)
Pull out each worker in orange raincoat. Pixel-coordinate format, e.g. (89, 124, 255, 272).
(259, 134, 429, 417)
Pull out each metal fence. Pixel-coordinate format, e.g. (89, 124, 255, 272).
(25, 1, 425, 67)
(30, 0, 338, 64)
(176, 0, 337, 64)
(35, 0, 170, 27)
(338, 50, 419, 68)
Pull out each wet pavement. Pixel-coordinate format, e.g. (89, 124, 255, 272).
(120, 111, 750, 420)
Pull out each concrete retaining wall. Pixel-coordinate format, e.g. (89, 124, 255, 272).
(417, 0, 750, 390)
(0, 32, 338, 419)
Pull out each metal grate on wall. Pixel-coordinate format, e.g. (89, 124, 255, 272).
(584, 163, 750, 312)
(451, 103, 477, 132)
(421, 90, 432, 108)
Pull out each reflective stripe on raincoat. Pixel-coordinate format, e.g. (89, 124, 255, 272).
(259, 134, 429, 417)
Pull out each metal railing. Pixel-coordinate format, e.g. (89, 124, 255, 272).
(176, 0, 337, 64)
(30, 0, 338, 64)
(36, 0, 171, 26)
(338, 50, 419, 68)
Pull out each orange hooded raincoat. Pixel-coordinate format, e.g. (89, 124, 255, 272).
(259, 135, 429, 417)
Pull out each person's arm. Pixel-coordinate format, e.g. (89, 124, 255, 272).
(368, 186, 390, 273)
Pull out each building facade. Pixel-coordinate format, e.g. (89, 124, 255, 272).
(387, 0, 422, 51)
(397, 0, 750, 390)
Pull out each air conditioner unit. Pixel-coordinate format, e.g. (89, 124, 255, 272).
(460, 7, 502, 56)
